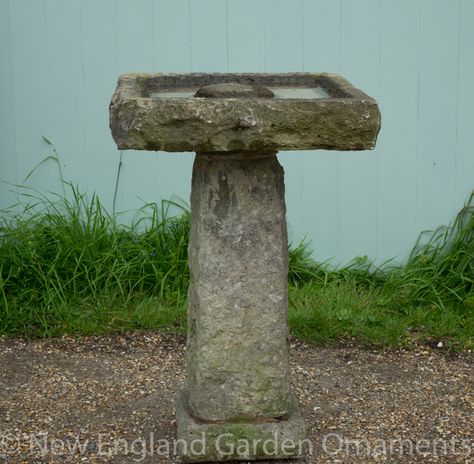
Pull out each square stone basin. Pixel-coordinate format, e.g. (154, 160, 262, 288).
(110, 73, 381, 153)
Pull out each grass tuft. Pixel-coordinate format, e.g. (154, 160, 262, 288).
(287, 193, 474, 350)
(0, 181, 473, 350)
(0, 183, 189, 336)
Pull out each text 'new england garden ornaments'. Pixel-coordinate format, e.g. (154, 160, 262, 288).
(110, 73, 381, 462)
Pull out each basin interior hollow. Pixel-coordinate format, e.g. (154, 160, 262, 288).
(150, 86, 329, 100)
(142, 73, 349, 100)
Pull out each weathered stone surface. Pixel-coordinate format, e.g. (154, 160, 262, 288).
(186, 152, 291, 422)
(177, 389, 308, 462)
(194, 83, 274, 99)
(109, 72, 381, 153)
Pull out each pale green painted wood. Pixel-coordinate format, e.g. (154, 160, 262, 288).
(8, 0, 61, 197)
(376, 0, 420, 262)
(80, 0, 120, 207)
(227, 0, 266, 73)
(152, 0, 193, 222)
(115, 0, 163, 218)
(154, 0, 192, 72)
(117, 0, 155, 73)
(300, 1, 343, 263)
(43, 0, 86, 199)
(263, 0, 306, 243)
(190, 0, 228, 72)
(1, 0, 473, 266)
(0, 0, 18, 210)
(338, 0, 381, 261)
(457, 0, 474, 210)
(417, 0, 459, 234)
(264, 0, 304, 72)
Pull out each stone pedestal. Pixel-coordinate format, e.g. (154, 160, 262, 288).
(110, 72, 381, 463)
(177, 152, 307, 462)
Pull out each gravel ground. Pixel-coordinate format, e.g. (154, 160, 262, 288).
(0, 332, 472, 463)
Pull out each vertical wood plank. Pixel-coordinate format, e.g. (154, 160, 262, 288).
(417, 0, 459, 232)
(300, 0, 343, 262)
(338, 0, 381, 261)
(455, 0, 474, 208)
(264, 0, 304, 72)
(152, 0, 194, 213)
(43, 0, 87, 196)
(264, 0, 305, 241)
(117, 0, 154, 73)
(376, 0, 421, 262)
(154, 0, 192, 72)
(81, 0, 120, 209)
(303, 0, 342, 73)
(9, 0, 56, 193)
(278, 151, 304, 242)
(0, 0, 18, 209)
(227, 0, 265, 72)
(115, 0, 158, 216)
(118, 150, 192, 223)
(189, 0, 228, 72)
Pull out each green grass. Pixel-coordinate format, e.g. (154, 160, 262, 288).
(289, 277, 473, 349)
(287, 193, 474, 350)
(0, 181, 473, 350)
(0, 183, 189, 336)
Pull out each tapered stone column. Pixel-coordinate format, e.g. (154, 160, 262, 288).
(187, 151, 290, 420)
(177, 151, 307, 461)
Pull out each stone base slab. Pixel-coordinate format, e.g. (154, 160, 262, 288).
(176, 389, 308, 462)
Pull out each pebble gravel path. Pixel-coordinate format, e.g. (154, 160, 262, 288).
(0, 332, 472, 463)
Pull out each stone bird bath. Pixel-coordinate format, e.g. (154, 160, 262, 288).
(110, 73, 381, 461)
